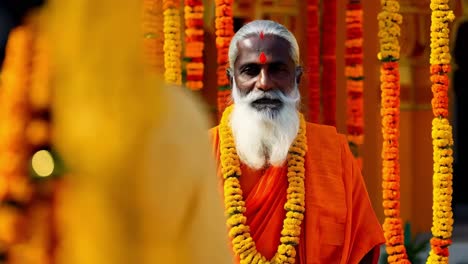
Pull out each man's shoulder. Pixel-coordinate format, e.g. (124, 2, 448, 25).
(304, 122, 348, 157)
(305, 122, 337, 132)
(305, 122, 345, 140)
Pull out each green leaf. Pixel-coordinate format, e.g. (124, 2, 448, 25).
(404, 221, 412, 247)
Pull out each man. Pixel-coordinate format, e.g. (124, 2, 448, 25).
(211, 20, 385, 264)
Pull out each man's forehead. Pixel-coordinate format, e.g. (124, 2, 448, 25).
(233, 35, 294, 67)
(236, 35, 291, 51)
(238, 37, 256, 49)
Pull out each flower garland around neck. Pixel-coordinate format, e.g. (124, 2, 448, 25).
(219, 105, 307, 264)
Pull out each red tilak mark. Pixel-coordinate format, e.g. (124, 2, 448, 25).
(259, 52, 267, 64)
(259, 31, 264, 40)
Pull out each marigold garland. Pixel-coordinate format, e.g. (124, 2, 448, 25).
(345, 0, 364, 168)
(378, 0, 410, 263)
(321, 0, 337, 126)
(0, 23, 34, 257)
(215, 0, 234, 119)
(0, 13, 64, 262)
(142, 0, 165, 74)
(11, 23, 59, 263)
(183, 0, 204, 90)
(163, 0, 182, 85)
(219, 105, 307, 264)
(427, 0, 455, 263)
(306, 0, 320, 123)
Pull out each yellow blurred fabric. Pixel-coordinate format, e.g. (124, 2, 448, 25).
(42, 0, 232, 263)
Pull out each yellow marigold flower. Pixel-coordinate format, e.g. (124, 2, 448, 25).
(185, 13, 204, 19)
(227, 214, 247, 227)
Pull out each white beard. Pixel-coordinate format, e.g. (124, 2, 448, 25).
(230, 81, 301, 170)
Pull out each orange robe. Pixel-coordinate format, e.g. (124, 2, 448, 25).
(211, 122, 385, 264)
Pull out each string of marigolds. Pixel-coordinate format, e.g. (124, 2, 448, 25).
(142, 0, 165, 74)
(1, 14, 62, 261)
(23, 24, 60, 262)
(0, 19, 45, 263)
(163, 0, 182, 85)
(215, 0, 234, 119)
(427, 0, 455, 263)
(184, 0, 204, 90)
(321, 0, 337, 126)
(306, 0, 320, 123)
(378, 0, 410, 263)
(345, 0, 364, 168)
(219, 105, 307, 264)
(0, 24, 34, 258)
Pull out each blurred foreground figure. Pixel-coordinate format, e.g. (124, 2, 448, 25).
(43, 0, 232, 263)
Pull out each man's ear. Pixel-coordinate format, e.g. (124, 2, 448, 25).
(227, 68, 234, 87)
(295, 66, 303, 84)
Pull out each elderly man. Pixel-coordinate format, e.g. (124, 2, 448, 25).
(211, 20, 385, 264)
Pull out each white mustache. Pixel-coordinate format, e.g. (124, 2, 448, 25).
(236, 88, 300, 107)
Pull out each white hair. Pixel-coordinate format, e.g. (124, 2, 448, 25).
(230, 80, 300, 169)
(228, 20, 300, 69)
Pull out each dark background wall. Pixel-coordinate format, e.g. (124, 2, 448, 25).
(0, 0, 44, 69)
(453, 19, 468, 212)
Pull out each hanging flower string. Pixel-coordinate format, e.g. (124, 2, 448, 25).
(378, 0, 410, 263)
(215, 0, 234, 119)
(427, 0, 455, 263)
(163, 0, 182, 85)
(18, 24, 59, 263)
(345, 0, 364, 168)
(143, 0, 164, 74)
(219, 105, 307, 264)
(306, 0, 320, 123)
(0, 24, 34, 257)
(321, 0, 337, 126)
(184, 0, 204, 90)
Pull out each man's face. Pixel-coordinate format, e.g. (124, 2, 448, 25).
(232, 35, 298, 113)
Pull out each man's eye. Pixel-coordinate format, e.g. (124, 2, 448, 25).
(270, 64, 288, 73)
(242, 66, 260, 76)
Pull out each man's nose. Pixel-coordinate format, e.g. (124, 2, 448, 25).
(256, 68, 273, 91)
